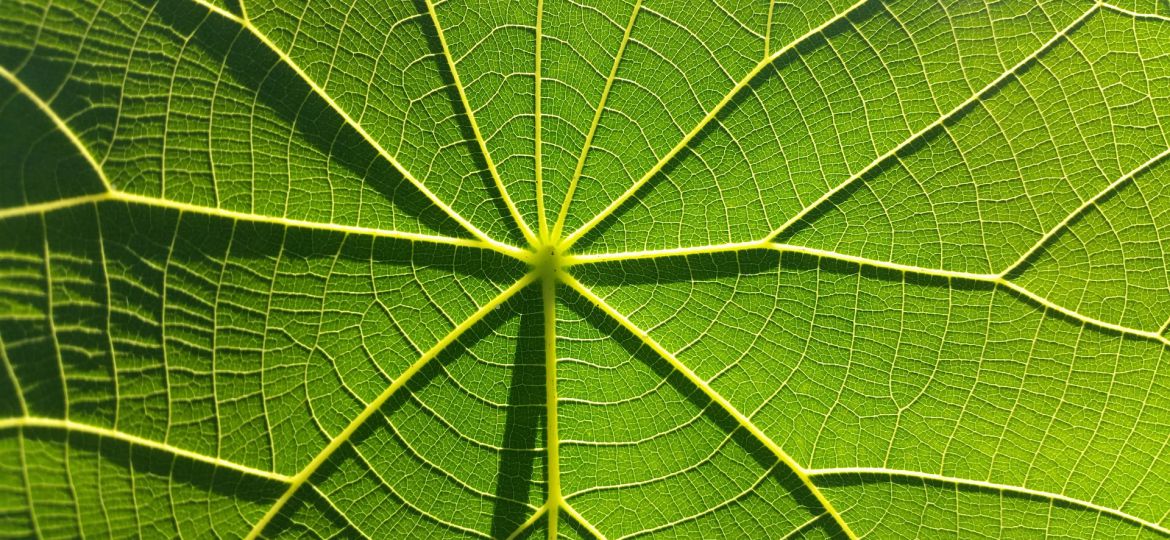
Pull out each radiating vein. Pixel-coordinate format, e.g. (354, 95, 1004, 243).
(557, 0, 871, 251)
(563, 241, 1170, 346)
(562, 240, 1002, 282)
(535, 0, 547, 240)
(550, 0, 644, 243)
(421, 0, 541, 248)
(559, 273, 859, 540)
(0, 191, 532, 261)
(244, 273, 538, 539)
(0, 416, 291, 484)
(186, 0, 510, 251)
(0, 65, 111, 191)
(807, 467, 1170, 536)
(760, 2, 1103, 243)
(544, 272, 562, 540)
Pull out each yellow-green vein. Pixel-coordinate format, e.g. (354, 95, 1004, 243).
(0, 416, 291, 484)
(562, 241, 1170, 347)
(0, 191, 532, 262)
(543, 273, 561, 539)
(1102, 2, 1170, 23)
(0, 335, 26, 416)
(760, 2, 1102, 243)
(781, 512, 830, 540)
(0, 65, 112, 192)
(1000, 146, 1170, 277)
(504, 504, 549, 540)
(561, 500, 608, 540)
(535, 0, 548, 241)
(764, 0, 775, 59)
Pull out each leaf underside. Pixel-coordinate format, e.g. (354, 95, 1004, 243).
(2, 0, 1170, 538)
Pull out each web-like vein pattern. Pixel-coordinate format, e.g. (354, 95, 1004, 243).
(2, 0, 1170, 538)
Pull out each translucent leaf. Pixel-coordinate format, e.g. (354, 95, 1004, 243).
(2, 0, 1168, 538)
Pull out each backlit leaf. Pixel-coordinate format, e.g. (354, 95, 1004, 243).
(2, 0, 1169, 538)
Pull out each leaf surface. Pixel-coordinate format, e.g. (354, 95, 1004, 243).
(2, 0, 1169, 538)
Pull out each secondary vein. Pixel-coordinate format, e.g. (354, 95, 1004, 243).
(0, 65, 113, 191)
(807, 467, 1170, 537)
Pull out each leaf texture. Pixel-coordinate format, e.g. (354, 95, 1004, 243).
(1, 0, 1169, 538)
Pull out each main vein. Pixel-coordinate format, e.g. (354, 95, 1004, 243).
(535, 0, 548, 240)
(559, 273, 860, 540)
(244, 273, 538, 539)
(563, 241, 1170, 347)
(0, 416, 291, 484)
(422, 0, 541, 248)
(540, 274, 609, 539)
(0, 190, 532, 262)
(543, 272, 562, 539)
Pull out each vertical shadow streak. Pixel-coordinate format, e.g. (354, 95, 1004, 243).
(491, 288, 546, 538)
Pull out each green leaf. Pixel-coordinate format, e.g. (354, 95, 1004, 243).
(2, 0, 1169, 538)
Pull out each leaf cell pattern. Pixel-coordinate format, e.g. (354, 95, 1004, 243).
(1, 0, 1169, 538)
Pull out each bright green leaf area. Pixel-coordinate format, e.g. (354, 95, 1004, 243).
(3, 0, 1170, 537)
